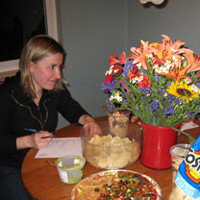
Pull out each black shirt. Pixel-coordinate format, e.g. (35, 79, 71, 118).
(0, 73, 88, 169)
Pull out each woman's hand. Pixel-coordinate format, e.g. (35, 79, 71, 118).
(16, 131, 53, 150)
(30, 131, 53, 149)
(79, 114, 101, 136)
(83, 120, 102, 136)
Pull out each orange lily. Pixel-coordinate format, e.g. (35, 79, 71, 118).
(158, 51, 200, 83)
(155, 34, 193, 61)
(158, 67, 192, 83)
(183, 51, 200, 73)
(129, 41, 157, 70)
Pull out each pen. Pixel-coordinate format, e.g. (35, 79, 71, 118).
(24, 128, 38, 133)
(41, 135, 54, 139)
(24, 128, 54, 138)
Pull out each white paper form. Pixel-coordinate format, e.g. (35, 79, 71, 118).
(35, 137, 82, 158)
(180, 120, 199, 131)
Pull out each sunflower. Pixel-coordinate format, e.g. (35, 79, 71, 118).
(167, 81, 199, 102)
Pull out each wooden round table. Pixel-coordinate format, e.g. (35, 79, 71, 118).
(21, 117, 200, 200)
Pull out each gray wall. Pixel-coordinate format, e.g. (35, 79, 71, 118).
(57, 0, 127, 128)
(127, 0, 200, 53)
(56, 0, 200, 129)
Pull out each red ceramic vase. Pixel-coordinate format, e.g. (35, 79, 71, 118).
(140, 121, 181, 169)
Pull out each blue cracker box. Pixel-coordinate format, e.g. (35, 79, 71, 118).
(175, 136, 200, 199)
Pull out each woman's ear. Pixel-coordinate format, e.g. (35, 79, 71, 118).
(28, 61, 35, 73)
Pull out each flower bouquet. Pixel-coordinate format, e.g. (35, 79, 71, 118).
(101, 34, 200, 144)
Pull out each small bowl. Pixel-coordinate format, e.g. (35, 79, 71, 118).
(54, 155, 86, 184)
(80, 121, 141, 169)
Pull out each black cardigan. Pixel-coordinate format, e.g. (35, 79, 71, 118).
(0, 73, 88, 169)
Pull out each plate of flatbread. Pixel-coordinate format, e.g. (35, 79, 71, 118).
(71, 170, 162, 200)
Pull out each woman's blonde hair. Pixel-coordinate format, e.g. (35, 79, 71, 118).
(19, 35, 66, 99)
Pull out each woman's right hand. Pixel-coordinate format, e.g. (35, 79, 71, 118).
(29, 131, 53, 149)
(16, 131, 53, 150)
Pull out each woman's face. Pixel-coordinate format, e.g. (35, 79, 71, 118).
(29, 53, 63, 93)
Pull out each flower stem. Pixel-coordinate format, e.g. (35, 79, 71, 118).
(170, 127, 196, 145)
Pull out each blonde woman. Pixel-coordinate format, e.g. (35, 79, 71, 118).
(0, 35, 98, 200)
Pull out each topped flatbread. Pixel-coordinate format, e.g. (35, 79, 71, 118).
(71, 170, 161, 200)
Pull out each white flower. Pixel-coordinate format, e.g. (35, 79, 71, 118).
(136, 62, 142, 69)
(153, 63, 159, 70)
(171, 48, 178, 53)
(191, 84, 200, 94)
(105, 66, 114, 75)
(183, 78, 190, 84)
(164, 60, 172, 68)
(130, 78, 137, 84)
(154, 65, 169, 74)
(146, 53, 153, 59)
(136, 75, 144, 82)
(172, 55, 179, 62)
(110, 91, 123, 102)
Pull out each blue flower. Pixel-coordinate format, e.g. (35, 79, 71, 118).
(108, 103, 114, 113)
(101, 82, 107, 90)
(166, 82, 171, 86)
(150, 100, 159, 111)
(122, 60, 134, 77)
(158, 88, 167, 98)
(140, 88, 152, 94)
(196, 82, 200, 89)
(155, 75, 161, 81)
(101, 80, 117, 93)
(163, 105, 175, 115)
(142, 96, 145, 100)
(168, 94, 181, 105)
(189, 111, 196, 117)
